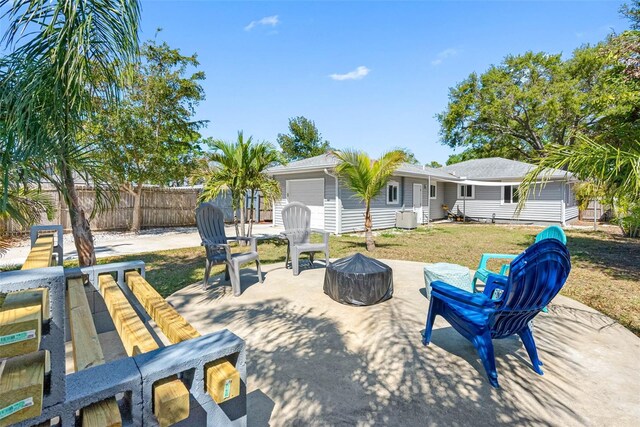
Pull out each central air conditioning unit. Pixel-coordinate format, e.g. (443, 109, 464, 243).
(395, 209, 417, 229)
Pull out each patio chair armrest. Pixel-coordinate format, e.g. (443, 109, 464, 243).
(477, 253, 518, 270)
(310, 228, 330, 244)
(483, 274, 508, 301)
(231, 236, 258, 251)
(202, 241, 232, 262)
(431, 281, 495, 311)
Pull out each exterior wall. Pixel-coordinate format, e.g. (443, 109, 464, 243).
(442, 181, 566, 223)
(427, 181, 446, 221)
(341, 176, 430, 232)
(273, 172, 336, 233)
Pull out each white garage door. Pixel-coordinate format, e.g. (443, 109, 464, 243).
(286, 178, 325, 229)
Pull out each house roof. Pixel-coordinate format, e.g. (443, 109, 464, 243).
(440, 157, 571, 180)
(267, 153, 458, 180)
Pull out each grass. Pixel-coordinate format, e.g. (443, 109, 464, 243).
(65, 223, 639, 336)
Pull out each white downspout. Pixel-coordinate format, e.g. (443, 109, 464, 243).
(324, 169, 341, 235)
(427, 175, 431, 226)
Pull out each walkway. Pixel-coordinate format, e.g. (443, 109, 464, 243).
(1, 224, 284, 267)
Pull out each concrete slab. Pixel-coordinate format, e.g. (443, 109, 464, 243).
(167, 259, 640, 426)
(1, 224, 284, 267)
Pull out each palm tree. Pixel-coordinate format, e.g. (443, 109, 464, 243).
(519, 135, 640, 237)
(197, 132, 282, 238)
(333, 149, 407, 251)
(245, 142, 283, 237)
(0, 0, 141, 266)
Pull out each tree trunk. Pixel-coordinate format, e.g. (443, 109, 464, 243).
(364, 201, 375, 251)
(64, 169, 96, 266)
(130, 183, 144, 232)
(238, 195, 247, 245)
(247, 190, 255, 238)
(232, 194, 240, 239)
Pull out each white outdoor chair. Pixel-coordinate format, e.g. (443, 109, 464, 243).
(281, 202, 330, 276)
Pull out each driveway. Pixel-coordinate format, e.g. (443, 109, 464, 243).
(1, 224, 284, 267)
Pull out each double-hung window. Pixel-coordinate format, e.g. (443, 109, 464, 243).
(387, 181, 399, 204)
(458, 184, 474, 199)
(429, 184, 437, 199)
(503, 185, 520, 204)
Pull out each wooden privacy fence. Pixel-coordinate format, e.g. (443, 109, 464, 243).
(1, 186, 274, 235)
(579, 200, 612, 221)
(1, 186, 202, 235)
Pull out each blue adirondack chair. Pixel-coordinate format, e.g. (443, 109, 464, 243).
(422, 239, 571, 388)
(471, 225, 567, 289)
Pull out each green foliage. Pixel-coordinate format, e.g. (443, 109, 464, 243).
(396, 148, 420, 165)
(334, 150, 407, 205)
(333, 149, 407, 250)
(573, 182, 606, 212)
(277, 116, 330, 161)
(89, 37, 206, 189)
(0, 0, 141, 264)
(437, 46, 637, 160)
(426, 161, 443, 168)
(519, 135, 640, 236)
(621, 1, 640, 29)
(195, 132, 282, 236)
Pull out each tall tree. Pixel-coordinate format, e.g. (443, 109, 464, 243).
(519, 4, 640, 237)
(437, 48, 620, 160)
(0, 0, 140, 266)
(277, 116, 330, 161)
(90, 37, 206, 231)
(333, 150, 407, 251)
(426, 161, 443, 168)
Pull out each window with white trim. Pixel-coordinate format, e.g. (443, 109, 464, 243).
(503, 185, 520, 204)
(387, 181, 399, 204)
(430, 184, 437, 199)
(458, 184, 474, 199)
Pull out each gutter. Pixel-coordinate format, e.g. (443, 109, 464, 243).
(324, 168, 341, 235)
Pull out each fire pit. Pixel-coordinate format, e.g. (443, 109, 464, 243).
(323, 253, 393, 306)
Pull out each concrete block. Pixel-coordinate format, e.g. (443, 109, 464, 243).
(0, 267, 66, 408)
(134, 330, 247, 427)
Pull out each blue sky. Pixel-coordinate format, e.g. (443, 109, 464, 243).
(140, 0, 628, 164)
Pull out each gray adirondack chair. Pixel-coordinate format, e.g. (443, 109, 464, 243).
(281, 202, 330, 276)
(196, 202, 262, 296)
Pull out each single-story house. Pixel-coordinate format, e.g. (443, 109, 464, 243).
(267, 155, 578, 234)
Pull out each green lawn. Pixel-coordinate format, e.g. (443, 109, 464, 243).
(75, 223, 639, 336)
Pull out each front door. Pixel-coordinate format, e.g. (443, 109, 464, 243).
(413, 183, 423, 224)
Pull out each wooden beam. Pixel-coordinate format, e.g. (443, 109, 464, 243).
(98, 275, 189, 426)
(125, 272, 240, 403)
(21, 235, 54, 270)
(0, 350, 47, 426)
(67, 278, 122, 427)
(0, 289, 44, 358)
(125, 272, 199, 343)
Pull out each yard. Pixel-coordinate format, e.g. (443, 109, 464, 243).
(80, 223, 639, 336)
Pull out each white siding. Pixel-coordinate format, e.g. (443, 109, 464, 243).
(426, 181, 446, 221)
(340, 175, 430, 232)
(442, 181, 565, 223)
(565, 205, 579, 222)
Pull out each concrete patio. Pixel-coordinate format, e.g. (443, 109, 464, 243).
(168, 259, 640, 426)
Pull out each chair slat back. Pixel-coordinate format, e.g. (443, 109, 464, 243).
(196, 202, 228, 245)
(491, 239, 571, 338)
(282, 202, 311, 244)
(535, 225, 567, 245)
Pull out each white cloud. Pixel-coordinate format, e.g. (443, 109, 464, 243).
(329, 66, 370, 81)
(431, 48, 459, 66)
(245, 15, 279, 31)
